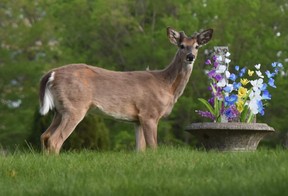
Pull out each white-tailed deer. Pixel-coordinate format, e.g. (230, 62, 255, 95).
(39, 27, 213, 154)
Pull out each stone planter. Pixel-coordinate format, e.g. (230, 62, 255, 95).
(186, 123, 275, 151)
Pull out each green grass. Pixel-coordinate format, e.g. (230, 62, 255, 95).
(1, 147, 288, 196)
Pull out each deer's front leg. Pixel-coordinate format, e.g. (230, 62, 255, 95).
(140, 119, 158, 149)
(135, 124, 146, 151)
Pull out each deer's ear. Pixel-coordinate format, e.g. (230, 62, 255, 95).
(197, 29, 213, 45)
(167, 27, 180, 45)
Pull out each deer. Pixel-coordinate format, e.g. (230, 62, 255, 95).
(39, 27, 213, 154)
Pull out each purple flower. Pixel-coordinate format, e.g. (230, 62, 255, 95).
(205, 59, 212, 65)
(224, 105, 239, 121)
(214, 74, 223, 81)
(196, 110, 215, 120)
(225, 94, 238, 106)
(207, 70, 216, 78)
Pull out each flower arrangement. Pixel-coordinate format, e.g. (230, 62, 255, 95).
(196, 47, 284, 123)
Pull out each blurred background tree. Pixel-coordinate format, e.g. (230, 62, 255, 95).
(0, 0, 287, 151)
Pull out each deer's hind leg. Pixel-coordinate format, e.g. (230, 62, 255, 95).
(41, 112, 61, 153)
(46, 108, 88, 154)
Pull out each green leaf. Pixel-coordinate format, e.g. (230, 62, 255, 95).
(198, 98, 215, 116)
(240, 105, 249, 122)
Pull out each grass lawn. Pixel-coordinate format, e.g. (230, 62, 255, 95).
(1, 146, 288, 196)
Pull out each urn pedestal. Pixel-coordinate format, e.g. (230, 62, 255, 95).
(186, 123, 275, 151)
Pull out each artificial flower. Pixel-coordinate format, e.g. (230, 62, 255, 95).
(229, 73, 237, 81)
(238, 87, 248, 98)
(255, 64, 261, 69)
(256, 70, 264, 78)
(205, 59, 212, 65)
(262, 90, 271, 100)
(236, 99, 244, 113)
(248, 70, 254, 76)
(251, 79, 263, 91)
(225, 58, 231, 64)
(265, 70, 275, 78)
(225, 94, 238, 106)
(216, 65, 226, 74)
(268, 78, 276, 88)
(197, 51, 284, 123)
(217, 78, 227, 87)
(240, 78, 249, 86)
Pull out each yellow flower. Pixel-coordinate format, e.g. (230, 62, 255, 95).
(238, 86, 248, 98)
(248, 69, 254, 76)
(236, 99, 244, 113)
(240, 78, 249, 86)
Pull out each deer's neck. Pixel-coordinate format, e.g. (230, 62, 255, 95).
(161, 50, 195, 102)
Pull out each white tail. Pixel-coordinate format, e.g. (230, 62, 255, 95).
(40, 72, 55, 115)
(39, 27, 213, 154)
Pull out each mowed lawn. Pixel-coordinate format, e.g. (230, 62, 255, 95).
(1, 147, 288, 196)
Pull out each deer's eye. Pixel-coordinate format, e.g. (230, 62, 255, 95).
(180, 44, 185, 49)
(195, 45, 199, 49)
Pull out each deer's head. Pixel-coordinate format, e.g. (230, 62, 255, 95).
(167, 27, 213, 63)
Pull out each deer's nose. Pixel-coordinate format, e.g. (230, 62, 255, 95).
(186, 53, 195, 62)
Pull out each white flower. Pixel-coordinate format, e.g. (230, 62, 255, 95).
(216, 65, 226, 73)
(256, 70, 264, 78)
(225, 70, 231, 79)
(217, 56, 223, 62)
(255, 64, 261, 70)
(249, 89, 262, 101)
(225, 52, 231, 57)
(225, 58, 231, 64)
(250, 79, 263, 91)
(248, 99, 259, 115)
(217, 78, 227, 87)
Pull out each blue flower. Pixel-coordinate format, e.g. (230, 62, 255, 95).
(229, 73, 237, 81)
(265, 70, 275, 78)
(233, 82, 241, 90)
(239, 67, 246, 77)
(260, 83, 267, 91)
(257, 100, 264, 116)
(223, 85, 233, 93)
(235, 65, 240, 71)
(268, 78, 276, 88)
(225, 94, 238, 106)
(272, 62, 283, 68)
(262, 90, 271, 100)
(277, 62, 283, 68)
(224, 105, 239, 120)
